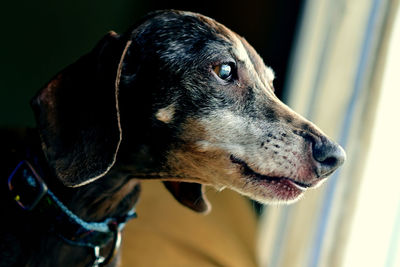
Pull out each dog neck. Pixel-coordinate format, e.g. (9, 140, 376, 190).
(0, 128, 140, 267)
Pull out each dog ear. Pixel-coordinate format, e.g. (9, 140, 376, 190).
(163, 181, 211, 213)
(31, 32, 132, 187)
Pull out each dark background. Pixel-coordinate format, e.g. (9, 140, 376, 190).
(0, 0, 303, 127)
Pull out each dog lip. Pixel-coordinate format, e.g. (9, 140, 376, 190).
(290, 179, 312, 189)
(229, 155, 312, 189)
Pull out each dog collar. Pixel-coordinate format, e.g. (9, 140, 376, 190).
(8, 160, 137, 266)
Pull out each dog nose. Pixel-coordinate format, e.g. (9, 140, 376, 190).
(312, 137, 346, 177)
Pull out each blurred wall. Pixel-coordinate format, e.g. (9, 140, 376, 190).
(0, 0, 302, 127)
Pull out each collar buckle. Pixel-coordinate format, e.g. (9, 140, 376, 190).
(8, 161, 47, 210)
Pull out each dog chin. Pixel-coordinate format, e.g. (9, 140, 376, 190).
(253, 192, 305, 205)
(237, 177, 307, 204)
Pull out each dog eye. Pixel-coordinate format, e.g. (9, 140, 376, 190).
(213, 64, 233, 80)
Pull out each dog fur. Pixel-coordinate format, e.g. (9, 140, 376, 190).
(0, 10, 345, 266)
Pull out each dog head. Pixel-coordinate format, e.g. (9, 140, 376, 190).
(32, 10, 345, 213)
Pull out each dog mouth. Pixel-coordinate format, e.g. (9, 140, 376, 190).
(230, 155, 312, 201)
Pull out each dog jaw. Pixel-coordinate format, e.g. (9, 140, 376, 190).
(163, 110, 321, 204)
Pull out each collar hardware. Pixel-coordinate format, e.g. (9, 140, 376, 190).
(93, 224, 121, 267)
(8, 161, 48, 211)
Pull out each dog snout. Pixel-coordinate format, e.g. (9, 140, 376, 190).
(312, 137, 346, 178)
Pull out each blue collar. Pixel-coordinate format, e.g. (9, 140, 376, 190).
(8, 160, 137, 266)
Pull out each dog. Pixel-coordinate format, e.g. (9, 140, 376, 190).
(0, 10, 345, 267)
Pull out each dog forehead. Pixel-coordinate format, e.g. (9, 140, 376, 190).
(137, 11, 275, 84)
(194, 14, 275, 84)
(180, 12, 276, 94)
